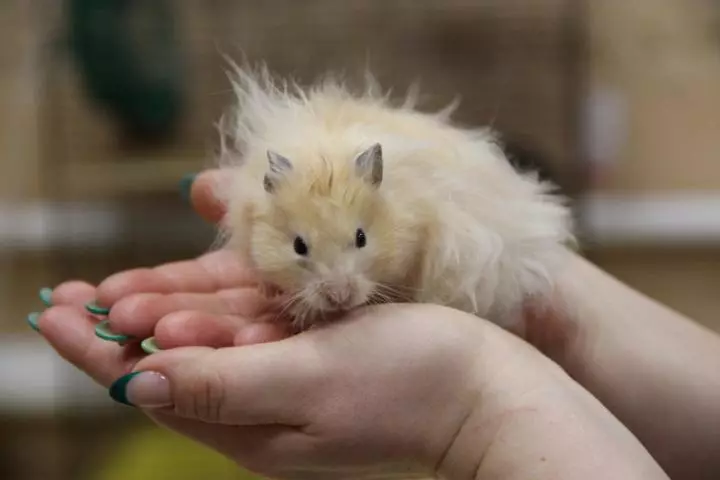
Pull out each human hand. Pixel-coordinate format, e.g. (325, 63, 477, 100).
(36, 296, 668, 480)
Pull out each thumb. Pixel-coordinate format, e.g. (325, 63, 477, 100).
(109, 342, 321, 426)
(188, 169, 230, 224)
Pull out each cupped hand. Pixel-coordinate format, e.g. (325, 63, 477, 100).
(38, 295, 668, 480)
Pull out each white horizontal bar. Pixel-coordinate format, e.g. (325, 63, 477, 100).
(0, 202, 121, 250)
(579, 192, 720, 246)
(0, 201, 213, 251)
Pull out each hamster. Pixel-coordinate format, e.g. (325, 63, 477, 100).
(215, 63, 575, 330)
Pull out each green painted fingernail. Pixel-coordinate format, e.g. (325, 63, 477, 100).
(141, 337, 161, 354)
(86, 302, 110, 315)
(179, 173, 197, 202)
(95, 319, 133, 343)
(39, 288, 53, 307)
(109, 371, 142, 406)
(109, 371, 171, 408)
(27, 312, 41, 332)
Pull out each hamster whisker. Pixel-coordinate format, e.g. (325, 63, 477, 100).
(372, 282, 416, 303)
(293, 301, 317, 331)
(375, 281, 419, 294)
(273, 291, 305, 324)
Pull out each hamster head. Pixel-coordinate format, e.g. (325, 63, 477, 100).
(246, 142, 401, 324)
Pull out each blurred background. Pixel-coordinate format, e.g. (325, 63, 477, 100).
(1, 0, 719, 479)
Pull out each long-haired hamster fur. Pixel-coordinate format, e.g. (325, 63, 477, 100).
(215, 62, 574, 330)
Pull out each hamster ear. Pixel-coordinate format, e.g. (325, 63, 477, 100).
(264, 150, 293, 193)
(354, 143, 383, 187)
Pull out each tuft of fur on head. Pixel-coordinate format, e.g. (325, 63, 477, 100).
(214, 60, 575, 329)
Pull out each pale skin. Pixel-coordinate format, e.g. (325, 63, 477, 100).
(34, 170, 719, 480)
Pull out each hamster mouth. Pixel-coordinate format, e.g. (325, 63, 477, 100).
(295, 296, 367, 328)
(266, 282, 387, 330)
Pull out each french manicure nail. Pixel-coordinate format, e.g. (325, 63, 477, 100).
(86, 301, 110, 315)
(39, 288, 53, 307)
(95, 319, 134, 343)
(109, 371, 171, 408)
(141, 337, 161, 354)
(179, 173, 197, 203)
(27, 312, 41, 332)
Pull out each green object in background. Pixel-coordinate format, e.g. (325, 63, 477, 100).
(91, 425, 263, 480)
(66, 0, 184, 143)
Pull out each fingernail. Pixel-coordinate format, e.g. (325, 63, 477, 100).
(95, 319, 134, 343)
(39, 288, 53, 307)
(179, 173, 197, 203)
(86, 301, 110, 316)
(109, 371, 171, 408)
(27, 312, 41, 332)
(141, 337, 162, 354)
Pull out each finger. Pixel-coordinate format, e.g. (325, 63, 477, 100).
(234, 321, 293, 346)
(49, 281, 97, 307)
(95, 250, 256, 308)
(143, 310, 290, 351)
(189, 169, 229, 224)
(153, 310, 253, 349)
(37, 306, 143, 386)
(149, 309, 291, 349)
(121, 339, 321, 426)
(108, 288, 271, 339)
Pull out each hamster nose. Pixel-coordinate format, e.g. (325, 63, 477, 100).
(322, 285, 352, 309)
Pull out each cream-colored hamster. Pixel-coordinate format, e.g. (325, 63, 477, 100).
(216, 63, 574, 329)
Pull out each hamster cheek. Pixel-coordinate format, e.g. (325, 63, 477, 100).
(249, 239, 299, 291)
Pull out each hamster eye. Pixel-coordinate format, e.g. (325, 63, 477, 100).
(355, 228, 367, 248)
(293, 236, 309, 256)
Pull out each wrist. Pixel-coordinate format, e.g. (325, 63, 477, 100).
(433, 326, 556, 480)
(436, 341, 669, 480)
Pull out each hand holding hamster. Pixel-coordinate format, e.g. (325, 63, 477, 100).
(216, 64, 574, 330)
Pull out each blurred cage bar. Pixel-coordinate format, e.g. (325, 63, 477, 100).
(5, 1, 588, 479)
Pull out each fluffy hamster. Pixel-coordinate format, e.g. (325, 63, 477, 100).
(215, 63, 575, 330)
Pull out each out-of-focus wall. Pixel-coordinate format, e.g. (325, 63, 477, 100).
(0, 1, 42, 201)
(585, 0, 720, 332)
(588, 0, 720, 192)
